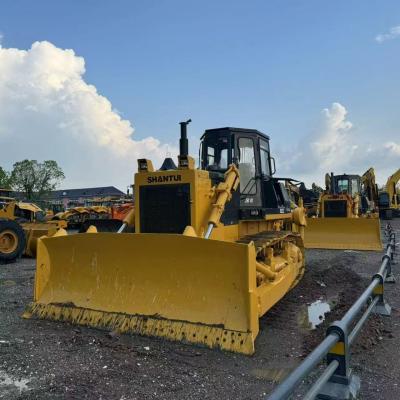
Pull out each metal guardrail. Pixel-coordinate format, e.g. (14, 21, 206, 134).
(267, 224, 397, 400)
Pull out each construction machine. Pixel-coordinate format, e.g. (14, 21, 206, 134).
(302, 183, 323, 217)
(378, 168, 400, 219)
(52, 207, 90, 229)
(24, 122, 306, 355)
(79, 203, 134, 233)
(52, 206, 112, 230)
(304, 172, 382, 251)
(0, 193, 26, 263)
(0, 191, 63, 263)
(361, 168, 379, 216)
(283, 179, 320, 216)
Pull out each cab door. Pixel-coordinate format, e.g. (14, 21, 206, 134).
(236, 135, 262, 208)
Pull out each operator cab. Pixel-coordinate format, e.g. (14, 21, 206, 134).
(200, 127, 291, 218)
(329, 174, 369, 213)
(331, 174, 361, 196)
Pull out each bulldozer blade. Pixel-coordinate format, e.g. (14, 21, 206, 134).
(24, 233, 259, 354)
(304, 217, 382, 251)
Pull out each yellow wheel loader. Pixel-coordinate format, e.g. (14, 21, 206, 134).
(378, 168, 400, 219)
(0, 192, 63, 262)
(24, 122, 306, 355)
(0, 219, 26, 264)
(304, 172, 382, 251)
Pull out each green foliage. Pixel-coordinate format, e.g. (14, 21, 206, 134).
(0, 166, 12, 189)
(10, 160, 65, 200)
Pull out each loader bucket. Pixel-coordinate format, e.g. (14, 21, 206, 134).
(25, 233, 259, 354)
(21, 223, 58, 257)
(304, 217, 382, 251)
(78, 218, 124, 233)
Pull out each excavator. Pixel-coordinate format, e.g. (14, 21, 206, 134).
(24, 122, 307, 355)
(361, 167, 379, 217)
(283, 179, 321, 216)
(0, 190, 65, 263)
(379, 168, 400, 219)
(304, 171, 382, 251)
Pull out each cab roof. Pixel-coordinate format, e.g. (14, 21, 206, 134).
(333, 174, 361, 180)
(202, 127, 270, 140)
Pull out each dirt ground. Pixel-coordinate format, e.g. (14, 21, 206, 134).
(1, 220, 399, 399)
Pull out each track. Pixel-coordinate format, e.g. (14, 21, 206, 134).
(237, 229, 305, 287)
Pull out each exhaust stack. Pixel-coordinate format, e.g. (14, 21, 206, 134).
(179, 119, 191, 157)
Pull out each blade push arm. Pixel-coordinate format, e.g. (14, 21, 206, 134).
(205, 164, 240, 239)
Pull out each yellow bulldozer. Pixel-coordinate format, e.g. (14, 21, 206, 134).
(24, 122, 307, 354)
(304, 171, 382, 251)
(0, 190, 64, 263)
(378, 168, 400, 219)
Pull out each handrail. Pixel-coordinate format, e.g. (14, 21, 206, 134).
(267, 224, 396, 400)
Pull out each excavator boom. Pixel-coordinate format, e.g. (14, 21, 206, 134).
(378, 168, 400, 219)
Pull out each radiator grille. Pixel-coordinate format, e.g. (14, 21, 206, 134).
(139, 184, 191, 233)
(324, 200, 347, 218)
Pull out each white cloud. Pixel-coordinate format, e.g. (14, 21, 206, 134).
(375, 25, 400, 43)
(310, 103, 354, 171)
(277, 102, 400, 186)
(0, 41, 176, 189)
(384, 141, 400, 156)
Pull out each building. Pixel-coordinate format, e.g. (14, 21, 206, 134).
(44, 186, 127, 208)
(2, 186, 132, 211)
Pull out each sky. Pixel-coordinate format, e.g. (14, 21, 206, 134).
(0, 0, 399, 190)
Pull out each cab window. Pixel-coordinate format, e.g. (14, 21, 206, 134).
(238, 138, 256, 195)
(219, 148, 228, 169)
(351, 179, 359, 196)
(337, 179, 349, 193)
(207, 146, 215, 166)
(260, 139, 271, 176)
(202, 136, 231, 171)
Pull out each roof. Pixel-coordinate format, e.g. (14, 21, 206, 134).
(333, 174, 361, 180)
(202, 127, 270, 140)
(17, 202, 43, 213)
(45, 186, 125, 200)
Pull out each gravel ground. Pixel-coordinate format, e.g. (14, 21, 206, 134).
(0, 220, 399, 399)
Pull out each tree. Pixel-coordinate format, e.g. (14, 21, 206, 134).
(10, 160, 65, 200)
(0, 166, 12, 189)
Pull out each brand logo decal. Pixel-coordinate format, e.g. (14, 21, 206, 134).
(147, 175, 182, 184)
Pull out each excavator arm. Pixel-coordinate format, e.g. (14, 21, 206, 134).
(361, 167, 379, 208)
(385, 168, 400, 209)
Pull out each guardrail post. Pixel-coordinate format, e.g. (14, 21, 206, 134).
(372, 271, 392, 316)
(385, 228, 396, 281)
(385, 250, 396, 283)
(316, 321, 360, 400)
(389, 230, 397, 265)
